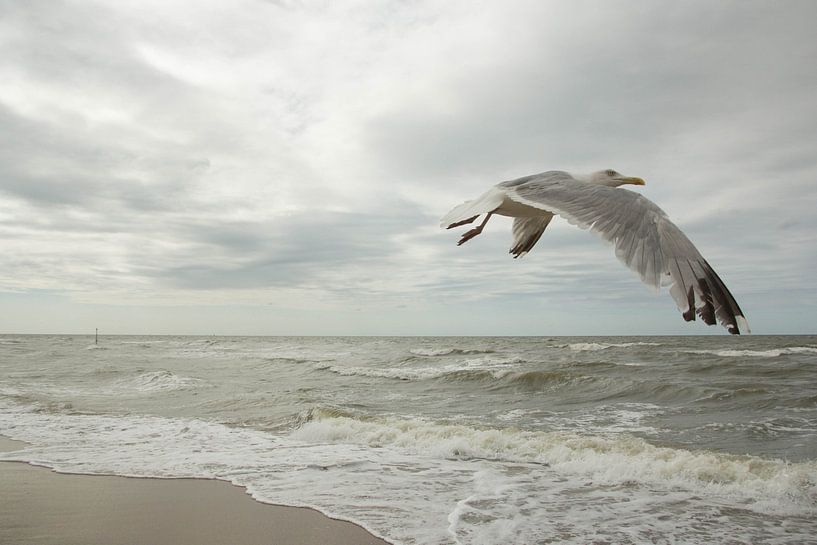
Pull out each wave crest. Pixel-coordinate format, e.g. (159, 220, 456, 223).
(409, 347, 495, 357)
(115, 371, 206, 393)
(685, 347, 817, 358)
(564, 342, 661, 351)
(314, 356, 525, 382)
(292, 413, 817, 514)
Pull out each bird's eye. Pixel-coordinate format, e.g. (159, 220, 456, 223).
(606, 169, 616, 177)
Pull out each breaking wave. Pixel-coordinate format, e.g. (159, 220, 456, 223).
(115, 371, 206, 393)
(293, 411, 816, 515)
(564, 342, 662, 351)
(312, 357, 569, 386)
(409, 347, 496, 357)
(684, 347, 817, 358)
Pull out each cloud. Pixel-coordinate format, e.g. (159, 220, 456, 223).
(1, 0, 816, 333)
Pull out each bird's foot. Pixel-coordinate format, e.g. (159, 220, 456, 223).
(457, 227, 483, 245)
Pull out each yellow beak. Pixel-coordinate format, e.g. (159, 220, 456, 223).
(623, 176, 646, 186)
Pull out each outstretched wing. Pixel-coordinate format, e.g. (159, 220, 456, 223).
(505, 173, 749, 334)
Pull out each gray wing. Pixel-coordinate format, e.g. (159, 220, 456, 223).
(506, 173, 749, 334)
(510, 215, 553, 258)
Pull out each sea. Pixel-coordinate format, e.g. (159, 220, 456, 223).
(0, 335, 815, 545)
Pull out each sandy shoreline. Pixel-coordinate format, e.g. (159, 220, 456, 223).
(0, 436, 390, 545)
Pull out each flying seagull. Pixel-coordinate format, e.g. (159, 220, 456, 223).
(441, 170, 749, 334)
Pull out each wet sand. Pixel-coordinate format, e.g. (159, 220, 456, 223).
(0, 436, 390, 545)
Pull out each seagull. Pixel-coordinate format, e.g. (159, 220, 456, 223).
(441, 169, 749, 334)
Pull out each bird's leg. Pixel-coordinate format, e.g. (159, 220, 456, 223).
(457, 210, 496, 246)
(446, 215, 479, 229)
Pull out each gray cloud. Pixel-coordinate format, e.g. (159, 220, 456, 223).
(365, 2, 817, 183)
(0, 0, 815, 334)
(143, 206, 427, 289)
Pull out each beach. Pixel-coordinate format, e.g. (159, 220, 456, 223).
(0, 436, 389, 545)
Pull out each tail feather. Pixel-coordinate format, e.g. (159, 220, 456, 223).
(440, 188, 504, 228)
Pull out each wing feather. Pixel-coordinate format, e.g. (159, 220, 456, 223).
(504, 173, 748, 334)
(510, 215, 554, 258)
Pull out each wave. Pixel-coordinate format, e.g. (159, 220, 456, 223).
(315, 363, 513, 382)
(314, 363, 590, 389)
(0, 372, 207, 403)
(314, 363, 446, 380)
(293, 412, 817, 515)
(746, 417, 817, 438)
(695, 387, 770, 403)
(119, 340, 167, 349)
(563, 342, 662, 352)
(0, 386, 35, 405)
(433, 369, 596, 391)
(264, 356, 317, 365)
(700, 416, 817, 438)
(114, 371, 206, 393)
(314, 355, 525, 382)
(684, 347, 817, 358)
(409, 347, 495, 357)
(490, 370, 595, 390)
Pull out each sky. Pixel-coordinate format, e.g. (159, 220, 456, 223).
(1, 0, 816, 336)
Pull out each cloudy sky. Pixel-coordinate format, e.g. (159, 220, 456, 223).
(1, 0, 815, 335)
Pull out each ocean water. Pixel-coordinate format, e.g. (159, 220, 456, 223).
(1, 335, 815, 545)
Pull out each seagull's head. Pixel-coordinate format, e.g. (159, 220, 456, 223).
(588, 169, 646, 187)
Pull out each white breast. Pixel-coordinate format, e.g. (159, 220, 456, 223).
(495, 193, 548, 218)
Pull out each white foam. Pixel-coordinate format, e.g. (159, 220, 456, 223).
(314, 364, 517, 381)
(560, 403, 662, 435)
(565, 342, 661, 351)
(495, 403, 663, 436)
(314, 356, 523, 381)
(685, 347, 817, 358)
(315, 362, 444, 380)
(293, 412, 817, 513)
(410, 347, 457, 357)
(409, 347, 495, 357)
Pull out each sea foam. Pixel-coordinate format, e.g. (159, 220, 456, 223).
(314, 355, 525, 382)
(409, 347, 495, 357)
(293, 411, 817, 515)
(2, 400, 815, 545)
(564, 341, 662, 351)
(685, 347, 817, 358)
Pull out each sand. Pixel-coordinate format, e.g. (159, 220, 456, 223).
(0, 437, 390, 545)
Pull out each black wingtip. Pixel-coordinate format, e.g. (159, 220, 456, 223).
(682, 285, 696, 322)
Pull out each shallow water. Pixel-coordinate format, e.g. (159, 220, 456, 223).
(1, 335, 815, 544)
